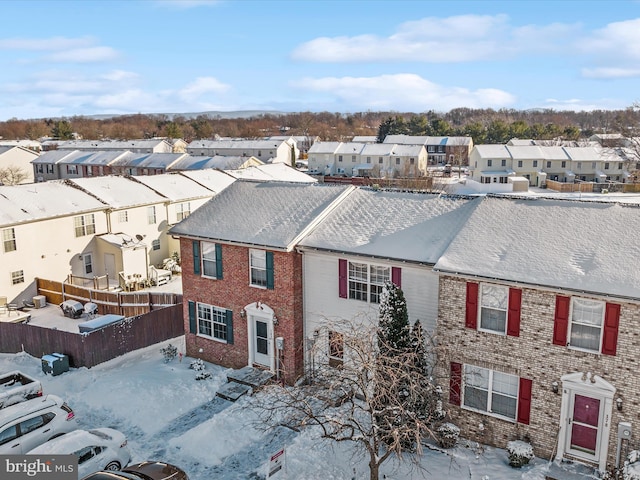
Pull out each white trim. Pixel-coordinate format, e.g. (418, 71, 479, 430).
(556, 372, 615, 472)
(244, 302, 275, 372)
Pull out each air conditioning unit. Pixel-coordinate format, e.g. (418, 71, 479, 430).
(337, 168, 345, 174)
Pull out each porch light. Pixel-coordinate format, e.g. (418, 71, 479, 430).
(240, 309, 245, 319)
(551, 381, 559, 394)
(617, 397, 623, 411)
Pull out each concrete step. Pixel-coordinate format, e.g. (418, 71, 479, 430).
(216, 381, 252, 402)
(226, 366, 274, 388)
(544, 460, 601, 480)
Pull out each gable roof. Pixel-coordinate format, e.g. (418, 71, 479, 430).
(176, 169, 236, 193)
(299, 190, 479, 264)
(434, 196, 640, 299)
(169, 181, 353, 250)
(169, 155, 262, 171)
(131, 172, 214, 201)
(0, 181, 105, 226)
(67, 175, 166, 208)
(111, 152, 187, 169)
(226, 163, 317, 183)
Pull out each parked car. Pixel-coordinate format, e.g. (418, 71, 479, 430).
(0, 370, 43, 409)
(28, 428, 130, 478)
(81, 461, 189, 480)
(0, 394, 76, 453)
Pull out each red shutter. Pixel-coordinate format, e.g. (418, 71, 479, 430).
(601, 303, 620, 356)
(391, 267, 402, 289)
(553, 295, 570, 346)
(465, 282, 479, 329)
(517, 377, 532, 425)
(449, 362, 462, 406)
(507, 288, 522, 337)
(338, 259, 347, 298)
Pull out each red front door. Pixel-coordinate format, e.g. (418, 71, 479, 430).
(570, 394, 600, 455)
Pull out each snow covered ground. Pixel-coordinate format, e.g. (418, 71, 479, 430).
(0, 337, 569, 479)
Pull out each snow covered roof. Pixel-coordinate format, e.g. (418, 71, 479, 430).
(112, 153, 187, 169)
(0, 181, 105, 226)
(360, 143, 394, 156)
(474, 145, 512, 158)
(307, 142, 342, 154)
(226, 163, 317, 183)
(65, 150, 130, 165)
(300, 190, 480, 264)
(334, 142, 366, 155)
(68, 176, 166, 208)
(54, 139, 170, 150)
(169, 181, 352, 250)
(176, 169, 236, 194)
(132, 173, 214, 202)
(434, 196, 640, 299)
(392, 144, 425, 156)
(351, 136, 378, 143)
(562, 146, 610, 161)
(187, 139, 287, 149)
(169, 155, 262, 171)
(32, 149, 79, 164)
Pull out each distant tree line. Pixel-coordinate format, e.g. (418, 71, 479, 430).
(1, 107, 639, 146)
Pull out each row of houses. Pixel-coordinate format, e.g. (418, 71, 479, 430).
(470, 143, 638, 186)
(168, 180, 640, 474)
(307, 135, 473, 177)
(0, 164, 315, 304)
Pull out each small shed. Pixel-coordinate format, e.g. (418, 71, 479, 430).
(508, 176, 530, 192)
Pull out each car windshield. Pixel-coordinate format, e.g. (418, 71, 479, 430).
(88, 429, 112, 440)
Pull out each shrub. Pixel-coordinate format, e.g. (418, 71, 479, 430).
(506, 440, 534, 468)
(436, 422, 460, 449)
(623, 450, 640, 480)
(189, 359, 206, 371)
(160, 344, 178, 363)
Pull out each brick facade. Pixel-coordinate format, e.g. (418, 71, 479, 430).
(437, 274, 638, 472)
(180, 237, 304, 384)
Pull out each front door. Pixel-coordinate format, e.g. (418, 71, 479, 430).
(253, 318, 271, 367)
(568, 394, 600, 457)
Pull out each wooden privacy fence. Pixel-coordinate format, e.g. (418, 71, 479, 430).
(36, 278, 182, 317)
(0, 304, 184, 368)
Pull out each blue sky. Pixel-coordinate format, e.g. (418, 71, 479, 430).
(1, 0, 640, 121)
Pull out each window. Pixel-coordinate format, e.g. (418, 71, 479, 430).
(250, 249, 267, 287)
(83, 254, 93, 275)
(546, 161, 551, 168)
(87, 166, 93, 176)
(11, 270, 24, 285)
(428, 146, 435, 153)
(499, 176, 508, 183)
(147, 206, 156, 224)
(152, 239, 160, 251)
(338, 155, 343, 162)
(328, 330, 344, 367)
(46, 165, 54, 174)
(19, 414, 46, 435)
(569, 298, 605, 352)
(348, 261, 389, 304)
(66, 165, 78, 175)
(501, 159, 506, 166)
(561, 161, 566, 168)
(3, 228, 16, 252)
(619, 163, 623, 170)
(196, 303, 229, 342)
(352, 155, 356, 162)
(410, 158, 415, 165)
(517, 160, 522, 168)
(0, 425, 18, 446)
(533, 160, 538, 167)
(366, 157, 371, 164)
(479, 284, 508, 334)
(36, 164, 44, 174)
(487, 159, 492, 167)
(378, 157, 383, 164)
(577, 162, 582, 169)
(118, 210, 128, 223)
(176, 202, 190, 222)
(74, 214, 96, 237)
(592, 162, 596, 169)
(201, 241, 218, 278)
(604, 162, 610, 170)
(463, 365, 519, 421)
(481, 177, 491, 184)
(395, 158, 400, 165)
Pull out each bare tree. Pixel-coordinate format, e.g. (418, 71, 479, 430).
(250, 317, 445, 480)
(0, 166, 28, 185)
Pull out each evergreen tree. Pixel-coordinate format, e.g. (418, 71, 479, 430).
(377, 281, 410, 354)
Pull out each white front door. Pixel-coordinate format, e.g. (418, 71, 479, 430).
(556, 372, 615, 472)
(253, 317, 271, 367)
(104, 253, 116, 280)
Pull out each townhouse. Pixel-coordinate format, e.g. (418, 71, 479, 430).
(43, 138, 174, 154)
(32, 150, 129, 181)
(382, 135, 473, 166)
(0, 145, 39, 184)
(434, 195, 640, 472)
(169, 181, 353, 383)
(186, 139, 293, 165)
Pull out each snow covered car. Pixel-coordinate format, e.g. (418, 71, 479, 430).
(28, 428, 131, 477)
(81, 461, 189, 480)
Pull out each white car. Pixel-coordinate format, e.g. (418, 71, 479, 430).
(29, 428, 131, 477)
(0, 394, 76, 453)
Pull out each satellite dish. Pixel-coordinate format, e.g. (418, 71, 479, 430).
(135, 234, 144, 241)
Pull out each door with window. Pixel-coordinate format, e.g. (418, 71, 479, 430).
(253, 317, 271, 367)
(568, 394, 600, 457)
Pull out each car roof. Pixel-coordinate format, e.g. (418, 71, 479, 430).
(28, 428, 119, 454)
(124, 461, 183, 478)
(81, 472, 142, 480)
(0, 394, 63, 424)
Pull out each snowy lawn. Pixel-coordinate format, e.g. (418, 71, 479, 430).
(0, 338, 560, 479)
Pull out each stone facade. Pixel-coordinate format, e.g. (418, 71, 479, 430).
(437, 274, 637, 472)
(180, 238, 305, 384)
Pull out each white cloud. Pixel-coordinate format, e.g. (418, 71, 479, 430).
(542, 97, 624, 111)
(580, 18, 640, 60)
(45, 46, 120, 63)
(179, 77, 230, 102)
(0, 36, 96, 51)
(582, 67, 640, 79)
(102, 70, 140, 82)
(292, 14, 577, 63)
(292, 73, 516, 111)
